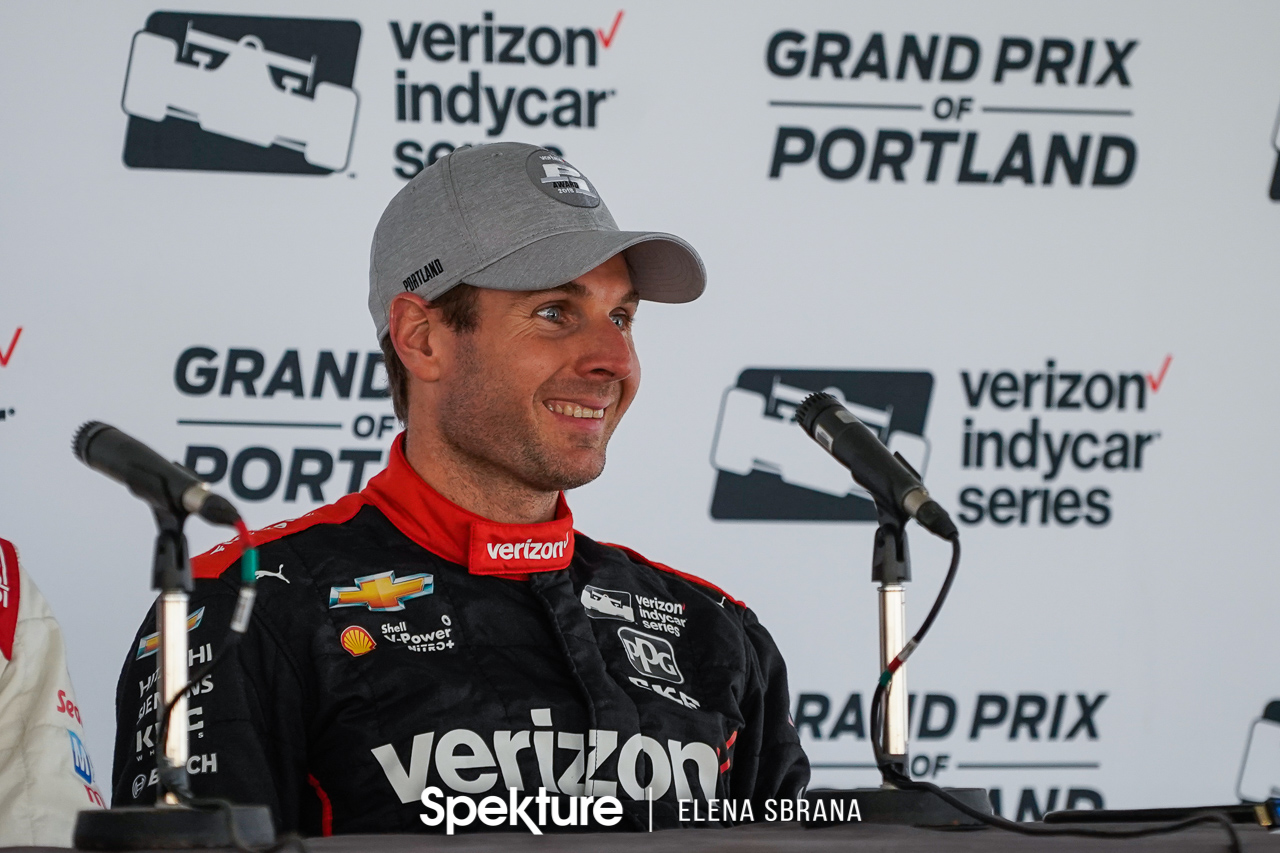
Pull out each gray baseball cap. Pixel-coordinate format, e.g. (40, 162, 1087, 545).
(368, 142, 706, 339)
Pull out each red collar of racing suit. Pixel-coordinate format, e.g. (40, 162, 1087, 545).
(362, 434, 575, 579)
(193, 433, 575, 581)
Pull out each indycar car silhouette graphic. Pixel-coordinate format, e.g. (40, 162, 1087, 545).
(712, 375, 930, 501)
(122, 22, 358, 172)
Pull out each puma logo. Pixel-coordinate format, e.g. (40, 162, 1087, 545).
(255, 564, 290, 584)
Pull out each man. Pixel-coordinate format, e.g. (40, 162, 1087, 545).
(111, 142, 808, 833)
(0, 537, 105, 847)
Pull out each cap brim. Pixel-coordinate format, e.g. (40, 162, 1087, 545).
(463, 230, 705, 303)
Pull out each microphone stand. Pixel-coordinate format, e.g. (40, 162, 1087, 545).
(805, 498, 993, 828)
(871, 503, 911, 783)
(74, 508, 274, 849)
(153, 506, 192, 806)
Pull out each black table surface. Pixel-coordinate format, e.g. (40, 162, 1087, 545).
(8, 821, 1278, 853)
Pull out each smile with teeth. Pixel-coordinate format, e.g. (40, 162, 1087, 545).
(545, 401, 607, 419)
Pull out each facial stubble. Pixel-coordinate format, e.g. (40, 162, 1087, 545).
(436, 335, 616, 494)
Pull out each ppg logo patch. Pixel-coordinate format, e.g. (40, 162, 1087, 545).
(69, 730, 94, 784)
(618, 627, 682, 683)
(710, 368, 934, 521)
(121, 12, 361, 174)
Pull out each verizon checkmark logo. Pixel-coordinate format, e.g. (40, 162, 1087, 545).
(0, 328, 21, 368)
(1146, 354, 1172, 393)
(597, 11, 624, 48)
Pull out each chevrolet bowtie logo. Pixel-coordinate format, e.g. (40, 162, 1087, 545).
(328, 571, 434, 612)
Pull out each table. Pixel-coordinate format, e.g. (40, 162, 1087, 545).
(7, 820, 1278, 853)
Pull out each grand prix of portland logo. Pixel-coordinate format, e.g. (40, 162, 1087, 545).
(710, 368, 934, 521)
(121, 12, 361, 174)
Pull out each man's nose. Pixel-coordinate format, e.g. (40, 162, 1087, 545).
(576, 314, 636, 380)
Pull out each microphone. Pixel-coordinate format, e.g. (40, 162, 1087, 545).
(73, 421, 240, 526)
(794, 393, 957, 540)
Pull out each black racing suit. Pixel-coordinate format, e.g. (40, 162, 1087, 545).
(111, 436, 809, 833)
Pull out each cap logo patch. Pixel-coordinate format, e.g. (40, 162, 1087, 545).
(525, 150, 601, 208)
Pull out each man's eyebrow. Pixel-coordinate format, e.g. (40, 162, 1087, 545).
(539, 282, 588, 298)
(524, 282, 641, 305)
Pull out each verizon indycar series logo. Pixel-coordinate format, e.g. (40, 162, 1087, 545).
(710, 369, 933, 521)
(122, 12, 361, 174)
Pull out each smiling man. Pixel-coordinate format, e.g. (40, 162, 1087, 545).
(111, 143, 809, 833)
(387, 257, 639, 527)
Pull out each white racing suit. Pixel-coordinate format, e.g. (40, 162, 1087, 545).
(0, 537, 105, 847)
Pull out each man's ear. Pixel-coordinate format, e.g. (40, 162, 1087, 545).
(388, 293, 446, 383)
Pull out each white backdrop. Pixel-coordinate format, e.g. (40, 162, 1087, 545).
(2, 0, 1279, 817)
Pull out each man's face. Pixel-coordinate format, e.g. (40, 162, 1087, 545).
(434, 255, 640, 493)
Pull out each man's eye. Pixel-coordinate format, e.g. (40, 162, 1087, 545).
(611, 313, 633, 330)
(536, 306, 564, 322)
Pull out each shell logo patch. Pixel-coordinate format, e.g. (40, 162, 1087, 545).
(340, 625, 377, 657)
